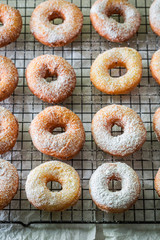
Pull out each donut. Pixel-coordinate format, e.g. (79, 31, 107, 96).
(90, 47, 142, 95)
(155, 168, 160, 197)
(149, 0, 160, 36)
(0, 106, 19, 154)
(91, 104, 146, 157)
(25, 161, 81, 211)
(0, 159, 19, 210)
(26, 55, 76, 104)
(29, 106, 85, 160)
(150, 49, 160, 85)
(0, 4, 22, 48)
(153, 108, 160, 141)
(30, 0, 83, 47)
(0, 56, 19, 101)
(90, 0, 141, 43)
(89, 162, 141, 213)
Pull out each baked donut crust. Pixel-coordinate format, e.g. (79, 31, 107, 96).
(90, 47, 142, 95)
(30, 0, 83, 47)
(0, 106, 19, 154)
(90, 0, 141, 43)
(0, 56, 19, 101)
(153, 107, 160, 141)
(29, 106, 85, 160)
(25, 161, 81, 211)
(0, 4, 22, 48)
(26, 55, 76, 104)
(150, 49, 160, 85)
(155, 168, 160, 197)
(149, 0, 160, 36)
(91, 104, 146, 157)
(0, 159, 19, 210)
(89, 162, 141, 213)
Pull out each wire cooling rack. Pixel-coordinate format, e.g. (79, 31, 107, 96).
(0, 0, 160, 226)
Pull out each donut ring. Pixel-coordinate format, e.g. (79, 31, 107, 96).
(0, 159, 19, 210)
(26, 55, 76, 104)
(30, 0, 83, 47)
(155, 168, 160, 197)
(150, 49, 160, 85)
(149, 0, 160, 36)
(25, 161, 81, 211)
(153, 108, 160, 141)
(29, 106, 85, 160)
(0, 4, 22, 48)
(89, 162, 141, 213)
(90, 0, 141, 43)
(90, 47, 142, 95)
(0, 56, 19, 101)
(91, 104, 146, 157)
(0, 106, 19, 154)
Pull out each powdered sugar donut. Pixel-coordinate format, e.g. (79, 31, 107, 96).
(89, 162, 141, 213)
(0, 159, 19, 210)
(90, 0, 141, 43)
(150, 49, 160, 85)
(26, 55, 76, 104)
(0, 106, 19, 154)
(0, 4, 22, 48)
(90, 47, 142, 95)
(29, 106, 85, 160)
(91, 105, 146, 157)
(0, 56, 19, 101)
(153, 107, 160, 141)
(149, 0, 160, 36)
(30, 0, 83, 47)
(25, 161, 81, 211)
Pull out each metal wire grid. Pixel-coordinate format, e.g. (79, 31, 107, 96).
(0, 0, 159, 226)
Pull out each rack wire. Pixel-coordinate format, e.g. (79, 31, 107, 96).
(0, 0, 159, 226)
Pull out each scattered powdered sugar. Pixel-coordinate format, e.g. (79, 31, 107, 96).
(90, 0, 141, 42)
(25, 161, 81, 211)
(92, 104, 146, 157)
(89, 162, 141, 212)
(149, 0, 160, 33)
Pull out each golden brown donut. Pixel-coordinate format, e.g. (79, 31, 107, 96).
(29, 106, 85, 160)
(150, 49, 160, 85)
(153, 107, 160, 141)
(90, 47, 142, 95)
(89, 162, 141, 213)
(90, 0, 141, 43)
(0, 4, 22, 48)
(30, 0, 83, 47)
(25, 161, 81, 211)
(91, 104, 146, 157)
(0, 106, 19, 154)
(0, 159, 19, 210)
(26, 55, 76, 104)
(0, 56, 19, 101)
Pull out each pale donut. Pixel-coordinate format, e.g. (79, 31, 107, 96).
(29, 106, 85, 160)
(0, 106, 19, 154)
(0, 4, 22, 48)
(90, 47, 142, 95)
(149, 0, 160, 36)
(89, 162, 141, 213)
(0, 55, 19, 101)
(26, 55, 76, 104)
(153, 107, 160, 141)
(90, 0, 141, 43)
(91, 104, 146, 157)
(30, 0, 83, 47)
(0, 159, 19, 210)
(150, 49, 160, 85)
(25, 161, 81, 211)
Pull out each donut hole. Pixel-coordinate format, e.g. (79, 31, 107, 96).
(109, 63, 127, 78)
(106, 7, 125, 23)
(49, 12, 64, 26)
(52, 18, 64, 25)
(108, 178, 122, 192)
(111, 124, 123, 136)
(52, 127, 65, 135)
(0, 21, 3, 27)
(109, 14, 124, 23)
(44, 70, 58, 83)
(47, 181, 62, 192)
